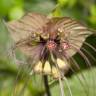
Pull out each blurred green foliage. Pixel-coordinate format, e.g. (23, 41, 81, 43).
(0, 0, 96, 28)
(0, 0, 24, 19)
(0, 0, 96, 96)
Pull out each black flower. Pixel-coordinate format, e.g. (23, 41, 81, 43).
(8, 13, 92, 78)
(7, 13, 94, 96)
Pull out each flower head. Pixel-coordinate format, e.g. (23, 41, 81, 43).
(7, 13, 92, 79)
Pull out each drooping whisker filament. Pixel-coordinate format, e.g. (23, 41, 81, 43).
(69, 38, 96, 54)
(69, 44, 91, 68)
(63, 77, 73, 96)
(59, 50, 90, 96)
(12, 63, 33, 96)
(50, 53, 70, 96)
(69, 38, 96, 67)
(11, 47, 44, 96)
(58, 78, 65, 96)
(70, 56, 90, 94)
(72, 42, 96, 63)
(8, 46, 34, 96)
(69, 42, 96, 95)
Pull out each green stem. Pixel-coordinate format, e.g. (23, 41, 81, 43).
(43, 75, 51, 96)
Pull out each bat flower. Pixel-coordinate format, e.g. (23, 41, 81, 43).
(7, 13, 93, 96)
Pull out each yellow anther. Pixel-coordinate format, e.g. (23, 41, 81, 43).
(58, 28, 63, 33)
(34, 61, 43, 73)
(41, 33, 49, 40)
(57, 58, 66, 69)
(43, 61, 51, 74)
(52, 67, 60, 79)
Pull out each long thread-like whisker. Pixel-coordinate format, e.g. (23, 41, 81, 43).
(13, 64, 33, 96)
(70, 38, 96, 54)
(70, 44, 96, 96)
(50, 53, 65, 96)
(17, 71, 33, 96)
(69, 44, 91, 68)
(12, 64, 26, 96)
(70, 42, 96, 96)
(58, 77, 65, 96)
(68, 57, 89, 96)
(11, 46, 40, 96)
(70, 38, 96, 93)
(63, 77, 73, 96)
(7, 44, 31, 96)
(70, 44, 94, 95)
(51, 52, 76, 96)
(52, 51, 87, 96)
(56, 60, 72, 96)
(62, 53, 89, 96)
(70, 41, 96, 63)
(16, 44, 44, 79)
(70, 41, 96, 93)
(81, 47, 96, 62)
